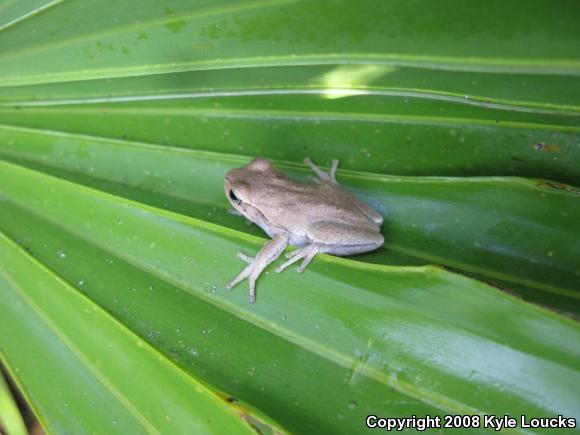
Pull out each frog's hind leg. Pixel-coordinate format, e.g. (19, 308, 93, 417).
(304, 157, 340, 183)
(275, 221, 384, 274)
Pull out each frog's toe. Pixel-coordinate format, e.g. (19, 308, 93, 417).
(329, 159, 340, 183)
(236, 252, 254, 263)
(284, 249, 300, 259)
(276, 245, 319, 273)
(275, 255, 299, 273)
(248, 279, 256, 303)
(225, 277, 239, 290)
(225, 264, 251, 290)
(296, 251, 317, 273)
(304, 157, 331, 181)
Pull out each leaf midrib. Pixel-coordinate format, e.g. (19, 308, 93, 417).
(2, 87, 580, 115)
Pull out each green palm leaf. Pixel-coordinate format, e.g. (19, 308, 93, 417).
(1, 0, 579, 433)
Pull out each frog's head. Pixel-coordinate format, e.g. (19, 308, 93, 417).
(224, 157, 276, 227)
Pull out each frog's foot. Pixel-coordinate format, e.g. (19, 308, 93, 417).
(304, 157, 340, 184)
(275, 244, 321, 274)
(225, 261, 257, 303)
(225, 234, 288, 303)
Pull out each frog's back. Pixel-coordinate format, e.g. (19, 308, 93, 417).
(258, 177, 380, 236)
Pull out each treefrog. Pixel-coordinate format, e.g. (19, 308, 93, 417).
(224, 157, 384, 303)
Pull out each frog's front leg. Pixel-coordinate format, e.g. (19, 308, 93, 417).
(225, 233, 288, 303)
(275, 221, 383, 274)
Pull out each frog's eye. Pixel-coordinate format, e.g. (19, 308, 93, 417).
(229, 190, 241, 203)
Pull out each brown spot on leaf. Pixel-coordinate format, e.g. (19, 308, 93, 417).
(534, 142, 560, 152)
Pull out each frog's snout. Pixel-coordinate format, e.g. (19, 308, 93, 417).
(224, 177, 232, 196)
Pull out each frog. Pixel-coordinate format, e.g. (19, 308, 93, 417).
(224, 157, 384, 303)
